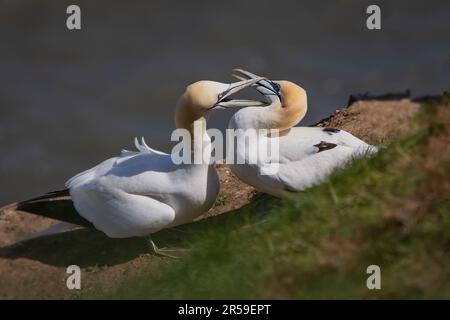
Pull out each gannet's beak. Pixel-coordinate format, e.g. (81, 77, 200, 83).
(216, 99, 268, 108)
(214, 77, 268, 109)
(232, 68, 282, 103)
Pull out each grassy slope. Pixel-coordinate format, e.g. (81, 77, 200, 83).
(99, 97, 450, 299)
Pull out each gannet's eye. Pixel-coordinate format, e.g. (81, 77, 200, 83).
(272, 82, 281, 93)
(268, 80, 280, 94)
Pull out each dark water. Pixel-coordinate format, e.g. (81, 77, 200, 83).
(0, 0, 449, 204)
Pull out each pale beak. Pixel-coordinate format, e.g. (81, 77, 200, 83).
(216, 99, 267, 108)
(214, 77, 268, 109)
(232, 68, 261, 81)
(232, 68, 282, 103)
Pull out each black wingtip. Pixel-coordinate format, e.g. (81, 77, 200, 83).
(19, 189, 70, 204)
(9, 189, 94, 228)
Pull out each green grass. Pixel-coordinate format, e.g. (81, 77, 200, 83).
(213, 191, 232, 207)
(97, 98, 450, 299)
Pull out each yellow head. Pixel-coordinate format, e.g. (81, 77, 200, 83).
(175, 78, 264, 134)
(231, 69, 308, 131)
(276, 80, 308, 130)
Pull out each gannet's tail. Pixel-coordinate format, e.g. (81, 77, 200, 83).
(0, 189, 94, 228)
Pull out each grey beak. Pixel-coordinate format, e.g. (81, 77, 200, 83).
(214, 77, 269, 109)
(232, 68, 281, 103)
(216, 99, 267, 108)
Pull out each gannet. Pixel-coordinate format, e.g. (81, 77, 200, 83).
(227, 68, 377, 197)
(1, 77, 263, 247)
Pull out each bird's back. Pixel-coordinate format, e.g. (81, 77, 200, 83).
(67, 151, 219, 237)
(229, 126, 376, 197)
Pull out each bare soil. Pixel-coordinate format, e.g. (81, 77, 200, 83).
(0, 98, 421, 299)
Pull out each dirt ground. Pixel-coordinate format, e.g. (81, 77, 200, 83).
(0, 97, 421, 299)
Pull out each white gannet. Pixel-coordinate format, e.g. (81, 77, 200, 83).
(226, 68, 377, 197)
(2, 77, 263, 247)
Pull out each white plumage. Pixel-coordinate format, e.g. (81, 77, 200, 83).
(65, 77, 263, 238)
(66, 140, 219, 237)
(228, 69, 377, 197)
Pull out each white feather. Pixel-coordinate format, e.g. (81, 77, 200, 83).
(66, 137, 218, 238)
(228, 114, 377, 197)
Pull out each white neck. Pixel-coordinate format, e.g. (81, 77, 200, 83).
(229, 105, 281, 131)
(190, 117, 213, 164)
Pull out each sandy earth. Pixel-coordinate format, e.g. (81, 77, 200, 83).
(0, 97, 421, 299)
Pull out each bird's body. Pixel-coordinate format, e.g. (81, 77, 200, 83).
(228, 69, 377, 197)
(66, 138, 219, 238)
(2, 77, 263, 240)
(229, 113, 374, 197)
